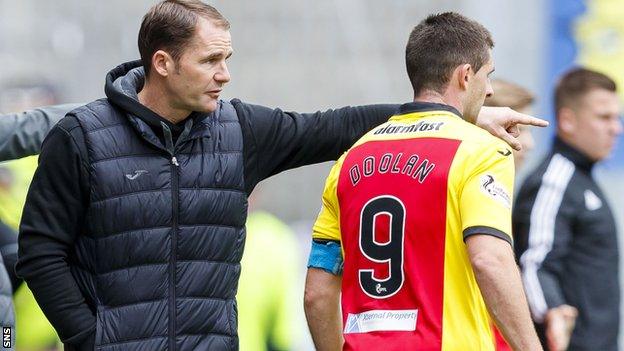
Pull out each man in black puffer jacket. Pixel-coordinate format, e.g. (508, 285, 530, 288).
(16, 1, 546, 351)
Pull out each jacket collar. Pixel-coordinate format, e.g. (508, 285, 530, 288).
(396, 101, 462, 118)
(104, 60, 213, 151)
(553, 136, 595, 172)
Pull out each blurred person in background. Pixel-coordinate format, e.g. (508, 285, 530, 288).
(514, 67, 623, 351)
(484, 79, 535, 351)
(15, 1, 546, 350)
(237, 187, 301, 351)
(0, 84, 81, 351)
(485, 79, 536, 171)
(304, 12, 541, 351)
(0, 106, 79, 161)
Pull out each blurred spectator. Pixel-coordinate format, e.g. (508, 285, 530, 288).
(0, 83, 80, 161)
(485, 79, 536, 171)
(237, 188, 301, 350)
(0, 156, 60, 351)
(0, 83, 78, 351)
(515, 67, 623, 351)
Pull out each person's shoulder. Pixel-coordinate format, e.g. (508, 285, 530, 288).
(56, 115, 82, 133)
(53, 102, 109, 142)
(519, 152, 579, 200)
(450, 119, 510, 161)
(525, 152, 575, 182)
(229, 98, 279, 125)
(521, 155, 551, 184)
(70, 98, 112, 114)
(229, 98, 269, 114)
(458, 118, 504, 146)
(65, 98, 119, 124)
(47, 115, 86, 150)
(229, 98, 244, 107)
(68, 98, 133, 131)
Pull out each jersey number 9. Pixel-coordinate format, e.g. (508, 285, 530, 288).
(358, 196, 406, 299)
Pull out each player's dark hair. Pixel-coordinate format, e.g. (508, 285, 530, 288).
(405, 12, 494, 96)
(138, 0, 230, 77)
(555, 67, 617, 113)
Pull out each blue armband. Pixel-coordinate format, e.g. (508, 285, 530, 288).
(307, 240, 343, 275)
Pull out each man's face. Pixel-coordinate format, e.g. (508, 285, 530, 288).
(166, 17, 232, 113)
(463, 52, 494, 123)
(562, 88, 623, 162)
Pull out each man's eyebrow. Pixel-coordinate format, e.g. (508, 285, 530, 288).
(203, 50, 233, 61)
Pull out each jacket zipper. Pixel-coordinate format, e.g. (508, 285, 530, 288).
(169, 155, 179, 351)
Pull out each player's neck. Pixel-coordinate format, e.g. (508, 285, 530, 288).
(413, 90, 463, 115)
(139, 79, 192, 124)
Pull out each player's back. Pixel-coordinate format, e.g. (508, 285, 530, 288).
(314, 102, 515, 350)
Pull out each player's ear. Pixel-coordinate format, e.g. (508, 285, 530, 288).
(557, 107, 577, 134)
(152, 50, 175, 77)
(457, 64, 472, 90)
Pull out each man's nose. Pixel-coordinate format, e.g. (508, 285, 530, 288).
(215, 61, 231, 84)
(485, 82, 494, 98)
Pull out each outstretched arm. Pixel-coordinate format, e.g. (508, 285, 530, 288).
(0, 104, 81, 161)
(234, 100, 398, 191)
(236, 100, 548, 192)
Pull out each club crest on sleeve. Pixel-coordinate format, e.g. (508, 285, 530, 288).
(480, 174, 511, 209)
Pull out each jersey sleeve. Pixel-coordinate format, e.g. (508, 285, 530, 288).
(311, 156, 345, 242)
(460, 139, 515, 244)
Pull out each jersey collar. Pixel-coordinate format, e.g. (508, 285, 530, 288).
(553, 137, 595, 172)
(395, 101, 462, 119)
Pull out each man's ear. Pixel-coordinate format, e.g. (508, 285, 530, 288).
(557, 107, 577, 135)
(457, 64, 472, 90)
(152, 50, 175, 77)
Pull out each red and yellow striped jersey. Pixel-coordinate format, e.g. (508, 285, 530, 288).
(312, 102, 515, 350)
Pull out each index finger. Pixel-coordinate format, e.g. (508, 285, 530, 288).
(513, 112, 549, 127)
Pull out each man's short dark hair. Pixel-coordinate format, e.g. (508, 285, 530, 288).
(555, 67, 617, 113)
(405, 12, 494, 96)
(138, 0, 230, 77)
